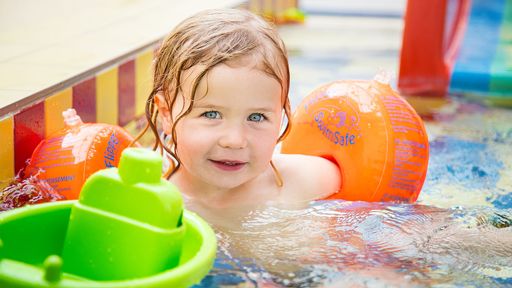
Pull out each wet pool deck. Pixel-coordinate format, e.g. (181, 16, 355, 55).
(0, 0, 243, 114)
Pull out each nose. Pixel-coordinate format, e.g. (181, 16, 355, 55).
(218, 123, 248, 149)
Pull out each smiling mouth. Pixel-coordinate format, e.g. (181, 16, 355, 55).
(210, 160, 247, 171)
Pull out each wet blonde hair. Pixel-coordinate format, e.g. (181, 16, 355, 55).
(135, 8, 291, 183)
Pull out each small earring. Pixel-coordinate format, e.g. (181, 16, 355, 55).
(160, 132, 174, 155)
(159, 131, 172, 152)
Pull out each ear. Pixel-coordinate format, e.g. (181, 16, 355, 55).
(154, 93, 173, 135)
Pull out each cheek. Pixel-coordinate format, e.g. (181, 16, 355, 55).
(174, 123, 204, 161)
(251, 129, 280, 157)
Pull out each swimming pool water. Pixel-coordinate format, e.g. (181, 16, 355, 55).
(197, 201, 511, 287)
(192, 14, 512, 287)
(2, 11, 510, 288)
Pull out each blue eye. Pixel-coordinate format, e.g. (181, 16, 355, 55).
(202, 111, 220, 119)
(248, 113, 265, 122)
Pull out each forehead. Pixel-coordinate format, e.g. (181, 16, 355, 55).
(182, 59, 282, 106)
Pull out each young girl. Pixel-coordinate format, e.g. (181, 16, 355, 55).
(138, 8, 340, 225)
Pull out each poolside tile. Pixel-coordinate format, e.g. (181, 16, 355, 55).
(44, 88, 73, 137)
(72, 77, 97, 123)
(14, 102, 45, 175)
(0, 116, 14, 186)
(135, 50, 153, 117)
(118, 60, 135, 126)
(96, 67, 119, 125)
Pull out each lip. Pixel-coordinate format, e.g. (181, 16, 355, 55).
(209, 159, 247, 171)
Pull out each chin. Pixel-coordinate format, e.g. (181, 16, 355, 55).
(204, 175, 252, 191)
(198, 167, 263, 190)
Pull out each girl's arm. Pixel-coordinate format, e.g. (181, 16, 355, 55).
(273, 153, 341, 202)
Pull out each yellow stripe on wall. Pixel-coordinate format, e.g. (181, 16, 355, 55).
(0, 116, 14, 187)
(44, 88, 72, 137)
(135, 49, 153, 117)
(96, 67, 119, 125)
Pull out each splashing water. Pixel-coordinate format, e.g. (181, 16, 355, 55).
(0, 174, 65, 212)
(196, 201, 512, 287)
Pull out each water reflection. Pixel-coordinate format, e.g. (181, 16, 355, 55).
(198, 201, 512, 287)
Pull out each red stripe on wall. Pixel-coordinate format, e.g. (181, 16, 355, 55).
(73, 77, 97, 123)
(14, 102, 45, 176)
(118, 60, 135, 126)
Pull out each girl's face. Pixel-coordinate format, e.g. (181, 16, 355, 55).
(172, 61, 283, 191)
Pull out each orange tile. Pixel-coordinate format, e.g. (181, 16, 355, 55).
(96, 67, 119, 125)
(0, 116, 14, 187)
(44, 88, 72, 137)
(135, 49, 154, 117)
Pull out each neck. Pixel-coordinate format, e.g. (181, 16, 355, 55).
(170, 167, 277, 209)
(171, 171, 243, 209)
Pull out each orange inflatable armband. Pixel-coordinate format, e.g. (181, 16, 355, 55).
(281, 79, 429, 203)
(24, 109, 136, 200)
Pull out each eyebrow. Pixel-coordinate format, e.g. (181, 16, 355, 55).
(193, 104, 276, 113)
(192, 104, 222, 109)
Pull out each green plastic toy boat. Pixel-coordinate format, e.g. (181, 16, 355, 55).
(0, 148, 217, 288)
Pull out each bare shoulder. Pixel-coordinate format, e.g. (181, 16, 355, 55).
(272, 153, 341, 202)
